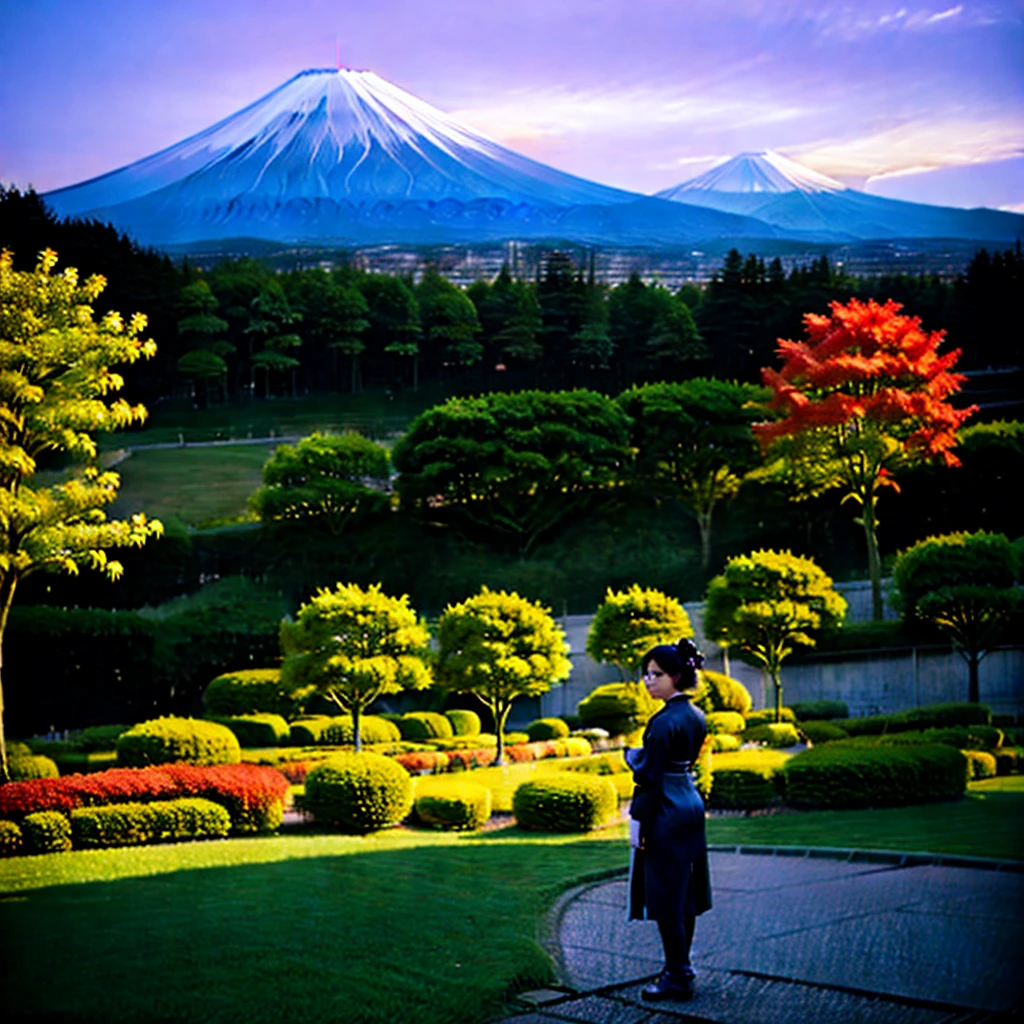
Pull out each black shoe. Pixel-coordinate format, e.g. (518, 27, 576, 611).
(641, 970, 694, 1002)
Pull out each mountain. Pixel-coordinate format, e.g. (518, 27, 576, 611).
(43, 69, 775, 248)
(656, 151, 1024, 244)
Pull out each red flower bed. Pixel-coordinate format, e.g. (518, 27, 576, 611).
(0, 763, 289, 833)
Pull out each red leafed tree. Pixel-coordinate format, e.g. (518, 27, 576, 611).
(754, 297, 976, 620)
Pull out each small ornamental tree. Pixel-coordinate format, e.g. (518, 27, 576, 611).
(435, 587, 571, 765)
(0, 250, 163, 780)
(754, 298, 975, 619)
(250, 432, 390, 535)
(586, 585, 693, 681)
(894, 531, 1020, 703)
(703, 550, 847, 722)
(279, 583, 432, 752)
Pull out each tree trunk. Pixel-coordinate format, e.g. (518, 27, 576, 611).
(968, 652, 980, 704)
(697, 512, 712, 573)
(861, 494, 884, 621)
(353, 703, 363, 753)
(0, 573, 18, 783)
(492, 700, 511, 767)
(771, 668, 783, 723)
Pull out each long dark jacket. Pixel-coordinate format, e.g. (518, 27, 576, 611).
(626, 695, 712, 922)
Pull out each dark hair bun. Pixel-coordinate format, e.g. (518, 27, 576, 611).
(676, 638, 704, 671)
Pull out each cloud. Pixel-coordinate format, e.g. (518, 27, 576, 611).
(790, 118, 1024, 181)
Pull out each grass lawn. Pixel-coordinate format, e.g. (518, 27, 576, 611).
(107, 443, 277, 527)
(1, 776, 1020, 1023)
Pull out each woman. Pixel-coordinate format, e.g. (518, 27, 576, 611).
(625, 638, 712, 1002)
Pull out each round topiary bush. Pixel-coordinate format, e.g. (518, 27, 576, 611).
(203, 668, 310, 718)
(512, 775, 618, 832)
(745, 708, 797, 727)
(783, 742, 967, 809)
(117, 717, 242, 767)
(22, 811, 72, 854)
(397, 712, 454, 741)
(709, 734, 742, 753)
(578, 683, 659, 736)
(693, 670, 753, 716)
(705, 711, 746, 736)
(743, 722, 802, 748)
(526, 717, 570, 742)
(799, 720, 850, 745)
(320, 715, 403, 746)
(414, 781, 492, 831)
(9, 754, 60, 780)
(210, 713, 291, 748)
(708, 750, 790, 809)
(302, 752, 413, 833)
(0, 820, 23, 857)
(444, 710, 481, 737)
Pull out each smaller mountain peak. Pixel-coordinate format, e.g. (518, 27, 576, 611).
(661, 150, 846, 196)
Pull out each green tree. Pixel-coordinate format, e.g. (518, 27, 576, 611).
(418, 271, 483, 370)
(618, 379, 768, 571)
(392, 390, 631, 555)
(176, 279, 231, 406)
(245, 284, 303, 397)
(361, 274, 422, 390)
(279, 582, 432, 752)
(0, 250, 163, 779)
(250, 432, 390, 536)
(893, 531, 1020, 703)
(703, 550, 846, 722)
(435, 587, 571, 765)
(586, 585, 693, 681)
(755, 297, 975, 619)
(644, 288, 706, 373)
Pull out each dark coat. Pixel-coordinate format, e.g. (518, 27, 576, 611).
(626, 695, 712, 922)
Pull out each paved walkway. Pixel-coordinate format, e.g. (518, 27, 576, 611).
(500, 846, 1024, 1024)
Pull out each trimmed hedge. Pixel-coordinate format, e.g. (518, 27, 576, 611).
(512, 775, 618, 832)
(526, 718, 570, 741)
(799, 720, 850, 745)
(0, 820, 22, 856)
(706, 711, 746, 736)
(994, 748, 1021, 776)
(708, 751, 790, 810)
(302, 753, 413, 833)
(287, 715, 401, 746)
(839, 702, 992, 738)
(563, 752, 634, 800)
(397, 713, 454, 742)
(444, 710, 481, 737)
(783, 742, 967, 809)
(693, 670, 753, 716)
(117, 717, 242, 768)
(743, 722, 802, 748)
(877, 727, 1003, 751)
(709, 734, 742, 753)
(22, 810, 73, 853)
(71, 798, 231, 848)
(0, 763, 289, 834)
(75, 725, 131, 752)
(791, 700, 849, 721)
(210, 714, 291, 748)
(414, 782, 492, 831)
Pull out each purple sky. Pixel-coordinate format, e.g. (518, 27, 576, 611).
(1, 0, 1021, 210)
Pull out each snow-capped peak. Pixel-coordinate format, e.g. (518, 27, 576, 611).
(659, 151, 847, 197)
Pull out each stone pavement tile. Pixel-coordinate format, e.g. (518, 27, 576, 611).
(558, 947, 661, 990)
(541, 995, 657, 1023)
(614, 972, 957, 1024)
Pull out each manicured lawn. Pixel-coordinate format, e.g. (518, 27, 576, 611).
(1, 777, 1020, 1022)
(706, 776, 1024, 861)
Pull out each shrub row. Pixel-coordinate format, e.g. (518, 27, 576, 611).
(414, 781, 492, 831)
(117, 717, 241, 767)
(708, 751, 791, 810)
(838, 702, 991, 737)
(0, 763, 289, 833)
(210, 714, 292, 748)
(783, 742, 967, 809)
(71, 798, 232, 848)
(288, 715, 402, 746)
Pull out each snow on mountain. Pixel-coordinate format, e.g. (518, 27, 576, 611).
(658, 151, 846, 199)
(43, 68, 776, 248)
(656, 150, 1024, 244)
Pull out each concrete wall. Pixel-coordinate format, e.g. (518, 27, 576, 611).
(531, 606, 1024, 724)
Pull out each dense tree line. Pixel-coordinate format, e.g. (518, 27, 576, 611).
(2, 187, 1020, 406)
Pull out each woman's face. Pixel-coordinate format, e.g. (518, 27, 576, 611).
(643, 659, 681, 702)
